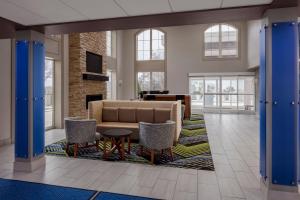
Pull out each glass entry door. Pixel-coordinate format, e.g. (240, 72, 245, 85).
(45, 58, 54, 129)
(189, 77, 204, 109)
(189, 75, 255, 112)
(204, 77, 220, 108)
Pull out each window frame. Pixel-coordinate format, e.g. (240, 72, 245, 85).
(106, 31, 112, 57)
(203, 23, 240, 60)
(45, 57, 55, 130)
(135, 28, 165, 61)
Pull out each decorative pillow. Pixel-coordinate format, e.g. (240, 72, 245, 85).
(136, 108, 154, 123)
(102, 107, 118, 122)
(154, 108, 171, 123)
(119, 107, 136, 123)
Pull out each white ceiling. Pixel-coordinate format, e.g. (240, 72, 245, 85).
(0, 0, 273, 25)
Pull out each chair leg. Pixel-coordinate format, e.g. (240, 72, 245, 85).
(169, 148, 174, 161)
(85, 142, 88, 147)
(127, 136, 131, 154)
(139, 145, 144, 155)
(111, 138, 114, 148)
(150, 150, 155, 164)
(74, 143, 79, 158)
(66, 143, 69, 155)
(95, 140, 100, 150)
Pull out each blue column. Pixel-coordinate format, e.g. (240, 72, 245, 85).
(14, 31, 45, 172)
(32, 41, 45, 157)
(259, 26, 267, 181)
(15, 40, 29, 158)
(261, 21, 299, 190)
(271, 22, 298, 187)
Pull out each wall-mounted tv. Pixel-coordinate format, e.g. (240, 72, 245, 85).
(86, 51, 102, 74)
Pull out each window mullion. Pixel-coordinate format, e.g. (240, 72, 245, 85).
(219, 24, 222, 58)
(150, 29, 152, 60)
(150, 72, 152, 90)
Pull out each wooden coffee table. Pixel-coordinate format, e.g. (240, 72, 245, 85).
(101, 129, 132, 160)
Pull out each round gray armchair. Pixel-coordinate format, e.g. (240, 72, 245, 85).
(139, 120, 176, 164)
(65, 118, 100, 157)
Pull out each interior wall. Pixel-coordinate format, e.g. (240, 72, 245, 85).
(0, 39, 12, 145)
(63, 34, 69, 119)
(247, 20, 261, 69)
(120, 30, 135, 100)
(116, 31, 124, 99)
(119, 22, 250, 99)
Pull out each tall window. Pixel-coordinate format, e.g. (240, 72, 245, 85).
(137, 72, 165, 92)
(106, 31, 112, 57)
(136, 29, 165, 61)
(106, 69, 117, 100)
(45, 58, 54, 129)
(189, 75, 255, 111)
(204, 24, 238, 58)
(136, 29, 166, 94)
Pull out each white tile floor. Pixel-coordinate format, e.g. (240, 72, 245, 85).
(0, 114, 299, 200)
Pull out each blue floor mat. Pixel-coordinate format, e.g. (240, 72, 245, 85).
(0, 178, 96, 200)
(95, 192, 158, 200)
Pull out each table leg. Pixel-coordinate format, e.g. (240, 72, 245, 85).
(120, 137, 125, 160)
(103, 137, 107, 159)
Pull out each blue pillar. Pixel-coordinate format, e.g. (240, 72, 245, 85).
(260, 20, 299, 192)
(14, 30, 45, 172)
(271, 22, 298, 187)
(259, 26, 267, 181)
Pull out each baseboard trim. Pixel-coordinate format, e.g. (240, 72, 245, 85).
(0, 138, 12, 146)
(269, 184, 298, 193)
(14, 156, 46, 172)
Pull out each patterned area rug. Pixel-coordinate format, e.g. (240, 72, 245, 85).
(45, 114, 214, 171)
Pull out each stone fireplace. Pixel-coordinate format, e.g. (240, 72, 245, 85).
(86, 94, 103, 109)
(69, 32, 107, 118)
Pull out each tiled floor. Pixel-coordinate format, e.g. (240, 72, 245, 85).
(1, 114, 299, 200)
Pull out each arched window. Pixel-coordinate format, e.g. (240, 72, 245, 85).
(136, 29, 165, 61)
(204, 24, 238, 58)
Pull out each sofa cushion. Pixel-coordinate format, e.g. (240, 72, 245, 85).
(102, 107, 118, 122)
(119, 107, 136, 123)
(98, 122, 139, 129)
(136, 108, 154, 123)
(154, 108, 171, 123)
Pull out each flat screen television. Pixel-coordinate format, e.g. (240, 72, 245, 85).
(86, 51, 102, 74)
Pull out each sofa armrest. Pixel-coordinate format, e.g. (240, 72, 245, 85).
(171, 100, 182, 143)
(88, 100, 103, 124)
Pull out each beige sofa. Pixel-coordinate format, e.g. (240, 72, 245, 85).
(88, 100, 182, 143)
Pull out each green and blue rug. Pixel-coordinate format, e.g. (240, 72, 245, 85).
(45, 114, 214, 171)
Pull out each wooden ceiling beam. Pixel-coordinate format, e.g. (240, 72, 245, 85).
(0, 0, 296, 37)
(0, 17, 18, 39)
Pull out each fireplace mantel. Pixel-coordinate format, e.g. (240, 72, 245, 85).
(82, 73, 109, 81)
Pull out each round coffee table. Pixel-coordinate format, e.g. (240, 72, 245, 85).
(101, 129, 133, 160)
